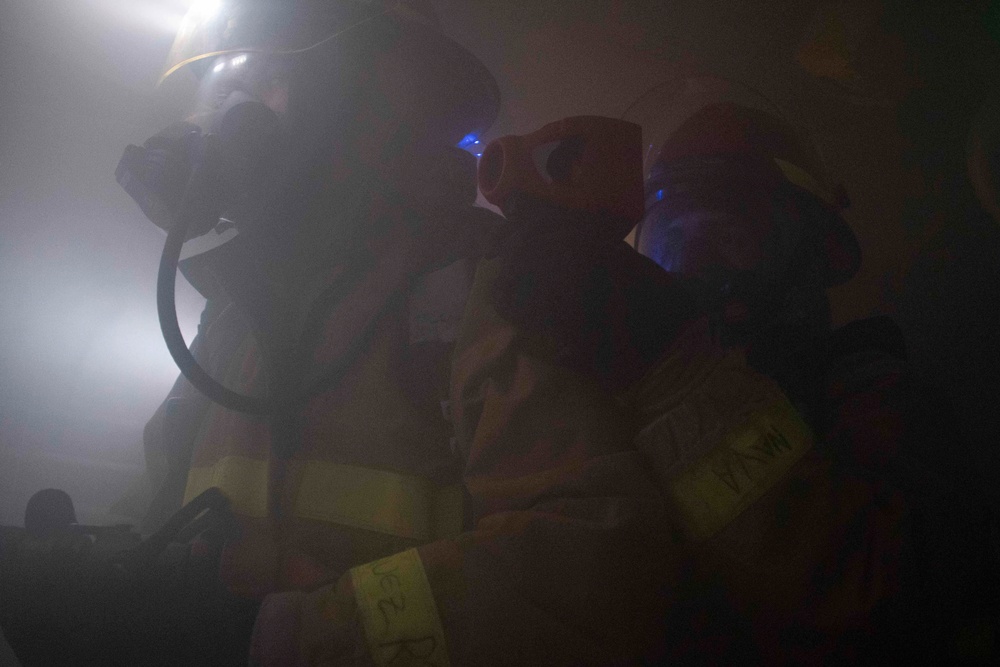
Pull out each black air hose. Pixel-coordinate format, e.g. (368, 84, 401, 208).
(156, 136, 271, 415)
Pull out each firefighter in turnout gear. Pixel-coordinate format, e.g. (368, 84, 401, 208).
(128, 1, 714, 664)
(629, 75, 1000, 662)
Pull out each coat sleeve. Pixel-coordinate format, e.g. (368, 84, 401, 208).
(324, 257, 684, 666)
(140, 298, 230, 533)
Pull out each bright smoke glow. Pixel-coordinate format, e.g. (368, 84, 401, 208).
(85, 1, 190, 33)
(188, 0, 222, 21)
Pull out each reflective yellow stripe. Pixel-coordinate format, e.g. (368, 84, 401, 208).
(291, 462, 463, 541)
(668, 398, 813, 542)
(184, 458, 463, 540)
(774, 157, 835, 205)
(184, 455, 269, 518)
(351, 548, 450, 667)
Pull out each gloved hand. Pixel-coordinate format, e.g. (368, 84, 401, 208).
(119, 122, 199, 230)
(250, 577, 363, 667)
(117, 121, 224, 239)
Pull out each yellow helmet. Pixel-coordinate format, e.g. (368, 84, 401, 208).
(161, 0, 500, 143)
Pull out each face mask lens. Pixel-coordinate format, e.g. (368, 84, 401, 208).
(638, 205, 686, 272)
(187, 53, 291, 132)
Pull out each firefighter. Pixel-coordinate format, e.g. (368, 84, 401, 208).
(130, 2, 960, 662)
(629, 78, 999, 662)
(128, 1, 708, 664)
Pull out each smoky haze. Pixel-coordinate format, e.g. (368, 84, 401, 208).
(1, 0, 999, 529)
(0, 0, 205, 525)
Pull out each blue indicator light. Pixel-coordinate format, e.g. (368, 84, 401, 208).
(458, 134, 485, 159)
(656, 189, 665, 201)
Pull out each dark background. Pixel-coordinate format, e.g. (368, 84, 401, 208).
(1, 0, 998, 525)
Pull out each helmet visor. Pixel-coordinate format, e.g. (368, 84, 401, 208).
(161, 0, 386, 84)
